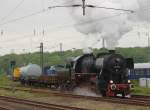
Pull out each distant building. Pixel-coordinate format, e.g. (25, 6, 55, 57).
(129, 63, 150, 80)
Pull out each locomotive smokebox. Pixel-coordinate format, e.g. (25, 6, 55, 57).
(108, 50, 115, 54)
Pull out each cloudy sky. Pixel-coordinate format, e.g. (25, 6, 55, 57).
(0, 0, 150, 55)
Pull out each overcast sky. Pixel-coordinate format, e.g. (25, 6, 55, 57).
(0, 0, 149, 55)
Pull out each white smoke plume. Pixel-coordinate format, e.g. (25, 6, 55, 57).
(73, 87, 99, 97)
(83, 47, 93, 54)
(64, 0, 150, 49)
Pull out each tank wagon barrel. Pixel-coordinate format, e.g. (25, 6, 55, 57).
(19, 64, 42, 85)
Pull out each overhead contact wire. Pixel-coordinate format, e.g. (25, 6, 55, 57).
(0, 9, 49, 26)
(0, 0, 25, 22)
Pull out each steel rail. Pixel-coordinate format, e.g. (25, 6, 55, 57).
(0, 96, 89, 110)
(0, 106, 15, 110)
(0, 86, 150, 107)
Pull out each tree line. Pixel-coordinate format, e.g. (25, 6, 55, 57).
(0, 47, 149, 73)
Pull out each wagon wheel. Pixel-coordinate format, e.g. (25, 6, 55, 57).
(59, 81, 73, 91)
(21, 80, 25, 85)
(59, 83, 66, 91)
(53, 84, 59, 89)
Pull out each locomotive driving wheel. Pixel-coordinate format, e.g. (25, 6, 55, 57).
(60, 81, 75, 91)
(98, 78, 107, 97)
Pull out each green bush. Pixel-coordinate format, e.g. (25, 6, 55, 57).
(0, 74, 12, 86)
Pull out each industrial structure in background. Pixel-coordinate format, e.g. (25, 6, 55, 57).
(40, 42, 44, 74)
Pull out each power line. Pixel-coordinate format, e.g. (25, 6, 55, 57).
(0, 3, 134, 27)
(2, 1, 150, 28)
(0, 0, 25, 22)
(45, 13, 126, 32)
(0, 33, 33, 43)
(0, 13, 127, 44)
(0, 10, 136, 46)
(1, 3, 150, 28)
(86, 5, 134, 13)
(0, 9, 49, 27)
(1, 3, 150, 44)
(48, 4, 134, 14)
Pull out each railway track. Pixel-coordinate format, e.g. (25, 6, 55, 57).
(0, 105, 15, 110)
(0, 96, 89, 110)
(132, 94, 150, 99)
(0, 86, 150, 107)
(56, 94, 150, 107)
(131, 95, 150, 103)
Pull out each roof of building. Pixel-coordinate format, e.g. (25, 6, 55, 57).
(134, 63, 150, 69)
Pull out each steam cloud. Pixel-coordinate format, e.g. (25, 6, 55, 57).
(64, 0, 150, 49)
(73, 87, 99, 97)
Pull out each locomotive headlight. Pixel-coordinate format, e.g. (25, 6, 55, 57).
(110, 80, 113, 84)
(128, 80, 131, 84)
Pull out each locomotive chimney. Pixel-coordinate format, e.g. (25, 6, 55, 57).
(109, 50, 115, 54)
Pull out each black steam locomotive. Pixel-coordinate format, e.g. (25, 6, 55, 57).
(72, 50, 134, 97)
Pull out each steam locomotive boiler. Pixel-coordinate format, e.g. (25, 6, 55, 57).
(73, 50, 134, 97)
(73, 54, 96, 84)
